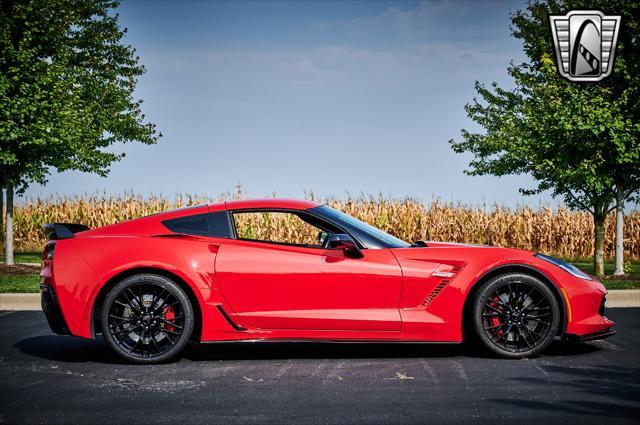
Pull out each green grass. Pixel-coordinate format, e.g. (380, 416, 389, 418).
(0, 275, 40, 293)
(569, 261, 640, 289)
(570, 261, 640, 276)
(602, 280, 640, 290)
(0, 252, 40, 264)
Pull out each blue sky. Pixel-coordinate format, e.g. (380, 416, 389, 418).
(25, 0, 560, 207)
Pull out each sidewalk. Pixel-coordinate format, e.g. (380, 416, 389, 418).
(1, 290, 639, 311)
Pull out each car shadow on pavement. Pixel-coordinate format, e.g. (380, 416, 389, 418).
(492, 363, 640, 418)
(15, 335, 123, 364)
(181, 338, 603, 362)
(15, 335, 468, 363)
(15, 334, 604, 364)
(184, 341, 466, 361)
(542, 340, 602, 356)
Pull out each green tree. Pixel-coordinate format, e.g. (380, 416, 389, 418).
(0, 0, 160, 264)
(450, 0, 640, 276)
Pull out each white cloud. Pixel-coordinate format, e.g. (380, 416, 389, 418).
(311, 1, 481, 39)
(347, 1, 460, 36)
(138, 0, 523, 97)
(144, 38, 515, 98)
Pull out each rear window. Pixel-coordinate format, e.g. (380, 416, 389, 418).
(162, 211, 232, 238)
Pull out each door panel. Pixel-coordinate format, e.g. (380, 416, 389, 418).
(214, 240, 403, 332)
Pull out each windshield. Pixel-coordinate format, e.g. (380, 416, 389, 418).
(313, 205, 410, 249)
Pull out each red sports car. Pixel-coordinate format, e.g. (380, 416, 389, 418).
(40, 199, 614, 363)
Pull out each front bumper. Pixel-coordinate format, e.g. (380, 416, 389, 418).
(40, 285, 70, 335)
(565, 289, 615, 339)
(566, 329, 616, 342)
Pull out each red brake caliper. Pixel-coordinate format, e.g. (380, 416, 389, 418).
(163, 306, 176, 332)
(489, 296, 503, 337)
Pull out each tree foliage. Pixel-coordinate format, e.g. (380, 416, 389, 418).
(0, 0, 160, 193)
(450, 0, 640, 274)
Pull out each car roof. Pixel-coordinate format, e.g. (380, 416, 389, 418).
(78, 199, 322, 238)
(149, 198, 321, 221)
(222, 199, 320, 211)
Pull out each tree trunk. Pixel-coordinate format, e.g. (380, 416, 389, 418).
(593, 213, 605, 277)
(5, 185, 13, 265)
(613, 188, 625, 276)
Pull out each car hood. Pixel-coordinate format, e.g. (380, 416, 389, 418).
(390, 241, 535, 266)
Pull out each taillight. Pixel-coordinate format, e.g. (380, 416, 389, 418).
(42, 243, 55, 266)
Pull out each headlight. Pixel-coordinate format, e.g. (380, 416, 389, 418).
(534, 253, 593, 280)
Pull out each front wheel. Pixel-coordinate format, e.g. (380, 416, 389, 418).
(472, 273, 560, 358)
(101, 274, 194, 364)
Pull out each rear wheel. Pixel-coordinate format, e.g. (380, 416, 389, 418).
(101, 274, 194, 364)
(472, 273, 560, 358)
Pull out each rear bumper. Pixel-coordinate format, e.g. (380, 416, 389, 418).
(40, 285, 70, 335)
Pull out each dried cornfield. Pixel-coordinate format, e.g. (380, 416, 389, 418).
(8, 193, 640, 260)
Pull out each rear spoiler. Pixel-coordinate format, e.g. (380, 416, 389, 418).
(44, 223, 90, 240)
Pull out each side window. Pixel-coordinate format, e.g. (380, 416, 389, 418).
(232, 211, 330, 247)
(162, 211, 232, 238)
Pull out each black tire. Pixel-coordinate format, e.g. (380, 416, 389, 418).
(472, 273, 560, 359)
(101, 274, 194, 364)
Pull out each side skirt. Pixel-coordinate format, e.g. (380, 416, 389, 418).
(199, 338, 461, 345)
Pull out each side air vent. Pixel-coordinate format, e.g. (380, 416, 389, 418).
(216, 305, 246, 331)
(422, 280, 449, 306)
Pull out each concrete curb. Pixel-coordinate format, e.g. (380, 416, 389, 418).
(0, 293, 41, 311)
(604, 289, 640, 308)
(1, 290, 639, 311)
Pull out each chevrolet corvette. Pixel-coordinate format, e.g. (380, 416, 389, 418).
(40, 199, 615, 363)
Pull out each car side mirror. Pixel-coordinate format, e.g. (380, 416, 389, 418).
(317, 231, 329, 245)
(327, 234, 363, 258)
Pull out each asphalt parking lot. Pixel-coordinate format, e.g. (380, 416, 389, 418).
(0, 309, 638, 425)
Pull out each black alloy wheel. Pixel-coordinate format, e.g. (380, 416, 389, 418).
(101, 274, 194, 363)
(472, 273, 560, 358)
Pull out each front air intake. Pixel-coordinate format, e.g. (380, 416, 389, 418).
(422, 280, 449, 306)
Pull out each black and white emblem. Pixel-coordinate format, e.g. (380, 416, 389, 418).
(549, 10, 621, 82)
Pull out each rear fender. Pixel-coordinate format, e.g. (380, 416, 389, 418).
(60, 236, 232, 340)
